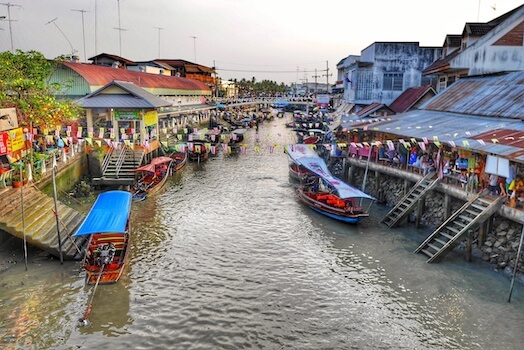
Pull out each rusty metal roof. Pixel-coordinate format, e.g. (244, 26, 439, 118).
(61, 61, 211, 93)
(389, 85, 436, 113)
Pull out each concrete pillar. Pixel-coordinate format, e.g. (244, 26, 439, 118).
(415, 196, 425, 228)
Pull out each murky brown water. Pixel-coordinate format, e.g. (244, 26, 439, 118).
(0, 116, 523, 349)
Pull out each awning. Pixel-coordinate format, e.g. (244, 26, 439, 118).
(347, 110, 524, 163)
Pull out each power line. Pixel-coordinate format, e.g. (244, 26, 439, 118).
(216, 68, 324, 74)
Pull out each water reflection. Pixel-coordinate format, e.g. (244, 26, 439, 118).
(0, 117, 523, 349)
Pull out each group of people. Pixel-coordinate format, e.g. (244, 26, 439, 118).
(488, 173, 524, 207)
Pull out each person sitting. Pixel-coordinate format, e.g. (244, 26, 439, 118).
(344, 199, 354, 214)
(508, 174, 524, 207)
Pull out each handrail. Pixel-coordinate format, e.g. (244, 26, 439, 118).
(114, 146, 128, 178)
(101, 146, 114, 173)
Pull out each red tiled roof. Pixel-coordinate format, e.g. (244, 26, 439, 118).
(389, 86, 436, 113)
(61, 61, 211, 92)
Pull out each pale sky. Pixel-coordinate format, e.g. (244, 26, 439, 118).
(1, 0, 522, 84)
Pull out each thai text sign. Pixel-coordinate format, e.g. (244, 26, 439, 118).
(114, 110, 140, 120)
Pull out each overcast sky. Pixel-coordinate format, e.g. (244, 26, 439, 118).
(1, 0, 522, 84)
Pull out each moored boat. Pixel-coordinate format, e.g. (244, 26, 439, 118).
(170, 149, 188, 172)
(295, 156, 375, 224)
(131, 156, 174, 200)
(285, 143, 320, 181)
(74, 190, 132, 284)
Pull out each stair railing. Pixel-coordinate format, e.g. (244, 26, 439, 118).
(101, 146, 115, 173)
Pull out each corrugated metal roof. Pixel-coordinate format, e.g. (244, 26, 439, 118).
(61, 61, 211, 93)
(389, 85, 435, 113)
(421, 72, 524, 119)
(77, 81, 172, 109)
(338, 72, 524, 163)
(340, 110, 524, 163)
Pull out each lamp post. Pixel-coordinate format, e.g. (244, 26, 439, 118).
(190, 36, 197, 62)
(71, 9, 89, 62)
(154, 27, 163, 58)
(45, 18, 76, 58)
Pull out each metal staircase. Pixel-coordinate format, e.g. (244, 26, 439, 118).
(414, 190, 506, 263)
(381, 171, 439, 228)
(101, 146, 144, 183)
(0, 184, 86, 260)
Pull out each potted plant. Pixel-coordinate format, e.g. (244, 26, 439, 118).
(11, 169, 27, 188)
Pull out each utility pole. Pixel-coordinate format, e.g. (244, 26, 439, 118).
(0, 2, 21, 53)
(114, 0, 127, 56)
(94, 0, 98, 57)
(71, 9, 89, 62)
(322, 60, 332, 95)
(312, 68, 320, 98)
(190, 36, 197, 62)
(45, 18, 76, 58)
(154, 26, 163, 57)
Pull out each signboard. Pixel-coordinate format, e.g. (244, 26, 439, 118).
(0, 108, 18, 132)
(316, 94, 330, 108)
(485, 155, 509, 178)
(9, 127, 25, 152)
(144, 110, 158, 126)
(114, 110, 140, 120)
(0, 132, 8, 155)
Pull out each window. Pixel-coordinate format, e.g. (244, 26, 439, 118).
(383, 73, 403, 91)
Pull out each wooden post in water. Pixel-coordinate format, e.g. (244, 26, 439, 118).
(466, 229, 473, 262)
(508, 225, 524, 303)
(52, 166, 64, 264)
(19, 162, 28, 271)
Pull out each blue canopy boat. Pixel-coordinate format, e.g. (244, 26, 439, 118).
(74, 190, 132, 284)
(295, 156, 375, 224)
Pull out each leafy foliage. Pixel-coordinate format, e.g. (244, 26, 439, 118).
(0, 50, 81, 127)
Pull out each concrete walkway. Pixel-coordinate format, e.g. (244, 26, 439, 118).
(0, 183, 86, 260)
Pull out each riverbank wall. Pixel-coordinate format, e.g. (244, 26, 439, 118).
(331, 157, 524, 276)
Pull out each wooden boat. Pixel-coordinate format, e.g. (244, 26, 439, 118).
(131, 156, 174, 200)
(295, 156, 375, 224)
(170, 149, 188, 172)
(226, 128, 248, 153)
(74, 190, 132, 284)
(285, 144, 319, 181)
(188, 130, 211, 162)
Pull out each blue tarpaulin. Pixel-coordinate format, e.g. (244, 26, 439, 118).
(73, 190, 132, 236)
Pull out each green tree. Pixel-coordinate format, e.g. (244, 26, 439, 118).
(0, 50, 81, 128)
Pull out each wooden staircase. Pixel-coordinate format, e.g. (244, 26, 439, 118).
(414, 190, 506, 263)
(381, 171, 439, 228)
(93, 146, 144, 186)
(0, 184, 87, 260)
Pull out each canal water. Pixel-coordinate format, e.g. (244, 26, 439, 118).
(0, 116, 522, 350)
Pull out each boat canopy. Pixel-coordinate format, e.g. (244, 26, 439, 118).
(73, 190, 132, 236)
(133, 156, 173, 173)
(285, 144, 319, 163)
(297, 157, 375, 200)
